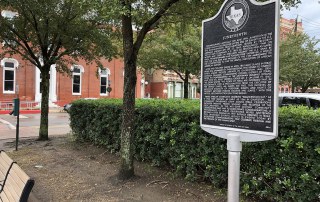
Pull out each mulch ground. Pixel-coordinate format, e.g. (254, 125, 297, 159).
(1, 135, 228, 202)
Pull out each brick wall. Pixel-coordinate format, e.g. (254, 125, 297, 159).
(56, 58, 143, 104)
(0, 55, 36, 102)
(1, 53, 143, 105)
(150, 82, 164, 98)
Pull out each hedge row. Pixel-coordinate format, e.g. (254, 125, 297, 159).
(69, 99, 320, 201)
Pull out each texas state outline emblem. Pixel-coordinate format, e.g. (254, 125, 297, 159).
(222, 0, 250, 32)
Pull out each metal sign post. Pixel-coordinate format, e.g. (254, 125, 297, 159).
(10, 98, 20, 151)
(201, 0, 279, 201)
(15, 99, 20, 151)
(227, 134, 241, 201)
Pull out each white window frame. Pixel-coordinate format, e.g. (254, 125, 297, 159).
(167, 82, 174, 98)
(188, 83, 198, 99)
(99, 68, 110, 96)
(175, 82, 183, 98)
(1, 58, 19, 94)
(71, 65, 84, 95)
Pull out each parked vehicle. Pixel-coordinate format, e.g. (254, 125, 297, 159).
(279, 93, 320, 109)
(63, 98, 98, 112)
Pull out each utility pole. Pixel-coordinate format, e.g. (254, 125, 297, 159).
(292, 15, 298, 93)
(294, 15, 298, 33)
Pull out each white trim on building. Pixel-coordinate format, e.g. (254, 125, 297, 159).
(1, 58, 19, 94)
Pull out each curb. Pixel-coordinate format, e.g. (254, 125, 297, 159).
(0, 118, 16, 129)
(0, 110, 40, 115)
(0, 108, 65, 115)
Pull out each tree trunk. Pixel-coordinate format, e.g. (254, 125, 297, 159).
(39, 67, 50, 140)
(291, 81, 295, 93)
(183, 70, 190, 99)
(117, 0, 180, 180)
(119, 61, 136, 180)
(301, 85, 308, 93)
(118, 3, 137, 180)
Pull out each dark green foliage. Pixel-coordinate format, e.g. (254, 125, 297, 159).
(69, 99, 123, 153)
(70, 100, 320, 201)
(241, 106, 320, 202)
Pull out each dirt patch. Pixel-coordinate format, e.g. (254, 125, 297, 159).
(2, 136, 227, 202)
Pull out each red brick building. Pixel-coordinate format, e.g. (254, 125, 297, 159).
(8, 16, 305, 107)
(0, 48, 201, 108)
(0, 9, 148, 108)
(279, 17, 303, 93)
(280, 17, 303, 40)
(0, 52, 145, 107)
(144, 69, 199, 99)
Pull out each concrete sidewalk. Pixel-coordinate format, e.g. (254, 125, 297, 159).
(0, 124, 71, 140)
(0, 107, 64, 115)
(0, 111, 71, 149)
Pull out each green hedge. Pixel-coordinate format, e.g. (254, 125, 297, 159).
(69, 99, 320, 201)
(241, 106, 320, 201)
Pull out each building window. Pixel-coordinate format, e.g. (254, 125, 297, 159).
(175, 82, 183, 98)
(189, 83, 197, 99)
(99, 68, 110, 95)
(167, 82, 174, 98)
(71, 65, 84, 95)
(285, 88, 289, 93)
(1, 58, 19, 94)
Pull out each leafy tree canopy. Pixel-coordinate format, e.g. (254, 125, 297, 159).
(139, 23, 201, 76)
(90, 0, 303, 179)
(0, 0, 116, 73)
(280, 33, 320, 92)
(139, 23, 201, 98)
(0, 0, 116, 140)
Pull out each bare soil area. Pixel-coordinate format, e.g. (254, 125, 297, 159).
(1, 135, 227, 202)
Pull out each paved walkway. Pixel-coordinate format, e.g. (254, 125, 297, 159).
(0, 111, 71, 148)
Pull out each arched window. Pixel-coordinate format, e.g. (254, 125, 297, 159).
(99, 68, 110, 95)
(1, 58, 19, 94)
(71, 65, 84, 95)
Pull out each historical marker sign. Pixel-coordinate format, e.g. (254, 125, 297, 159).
(201, 0, 279, 142)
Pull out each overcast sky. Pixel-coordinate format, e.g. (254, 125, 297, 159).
(281, 0, 320, 40)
